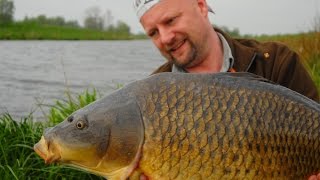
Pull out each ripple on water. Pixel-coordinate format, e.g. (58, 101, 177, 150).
(0, 40, 163, 120)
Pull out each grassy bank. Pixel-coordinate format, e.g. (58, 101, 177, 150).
(0, 114, 103, 180)
(0, 89, 103, 179)
(0, 22, 136, 40)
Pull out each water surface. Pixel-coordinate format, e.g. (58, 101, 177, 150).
(0, 40, 163, 120)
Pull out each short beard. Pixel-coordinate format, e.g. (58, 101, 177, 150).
(171, 41, 198, 69)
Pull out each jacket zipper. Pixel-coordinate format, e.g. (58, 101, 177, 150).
(245, 52, 258, 72)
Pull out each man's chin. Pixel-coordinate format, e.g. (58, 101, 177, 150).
(171, 50, 197, 68)
(172, 59, 187, 68)
(172, 56, 196, 69)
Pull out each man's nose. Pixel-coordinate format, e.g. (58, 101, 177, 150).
(159, 27, 175, 45)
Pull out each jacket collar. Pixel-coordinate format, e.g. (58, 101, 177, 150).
(214, 28, 257, 72)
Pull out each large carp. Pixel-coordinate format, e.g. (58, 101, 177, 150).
(34, 72, 320, 179)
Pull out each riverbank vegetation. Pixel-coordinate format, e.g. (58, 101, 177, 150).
(0, 0, 143, 40)
(0, 89, 103, 179)
(0, 19, 136, 40)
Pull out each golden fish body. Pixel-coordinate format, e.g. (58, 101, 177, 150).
(34, 73, 320, 179)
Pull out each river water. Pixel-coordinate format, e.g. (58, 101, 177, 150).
(0, 40, 164, 120)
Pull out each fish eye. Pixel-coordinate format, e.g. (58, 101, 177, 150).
(76, 121, 86, 129)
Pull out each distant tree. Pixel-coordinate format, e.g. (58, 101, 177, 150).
(114, 20, 131, 34)
(84, 6, 104, 30)
(218, 25, 241, 38)
(104, 9, 113, 29)
(64, 20, 80, 28)
(36, 15, 47, 24)
(51, 16, 65, 26)
(0, 0, 14, 24)
(106, 24, 115, 32)
(22, 14, 80, 28)
(82, 6, 131, 33)
(312, 14, 320, 32)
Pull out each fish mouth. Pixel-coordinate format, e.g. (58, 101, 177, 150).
(34, 136, 61, 164)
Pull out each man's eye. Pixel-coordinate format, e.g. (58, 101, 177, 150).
(149, 30, 158, 37)
(167, 18, 174, 24)
(167, 17, 177, 25)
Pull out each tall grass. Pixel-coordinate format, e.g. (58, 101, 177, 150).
(0, 89, 103, 179)
(295, 32, 320, 90)
(48, 89, 97, 124)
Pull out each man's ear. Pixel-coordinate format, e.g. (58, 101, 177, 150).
(197, 0, 210, 17)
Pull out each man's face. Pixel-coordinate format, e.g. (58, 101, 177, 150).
(140, 0, 210, 69)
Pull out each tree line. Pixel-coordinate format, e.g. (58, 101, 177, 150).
(0, 0, 245, 37)
(0, 0, 13, 24)
(0, 0, 130, 34)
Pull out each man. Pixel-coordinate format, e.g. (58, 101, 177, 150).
(133, 0, 319, 102)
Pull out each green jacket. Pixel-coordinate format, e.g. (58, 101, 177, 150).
(151, 29, 319, 102)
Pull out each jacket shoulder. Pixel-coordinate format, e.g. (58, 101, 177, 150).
(235, 38, 294, 56)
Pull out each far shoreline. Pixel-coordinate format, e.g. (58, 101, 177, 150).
(0, 22, 148, 40)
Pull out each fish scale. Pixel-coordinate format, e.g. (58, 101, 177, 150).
(136, 73, 320, 179)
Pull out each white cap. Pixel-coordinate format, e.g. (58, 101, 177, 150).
(133, 0, 160, 19)
(133, 0, 214, 19)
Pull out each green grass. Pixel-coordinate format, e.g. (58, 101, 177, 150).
(307, 54, 320, 90)
(47, 88, 98, 124)
(0, 89, 103, 179)
(0, 22, 134, 40)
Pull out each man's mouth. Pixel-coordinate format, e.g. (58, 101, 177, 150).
(169, 39, 186, 52)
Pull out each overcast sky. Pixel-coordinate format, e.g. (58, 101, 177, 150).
(13, 0, 320, 35)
